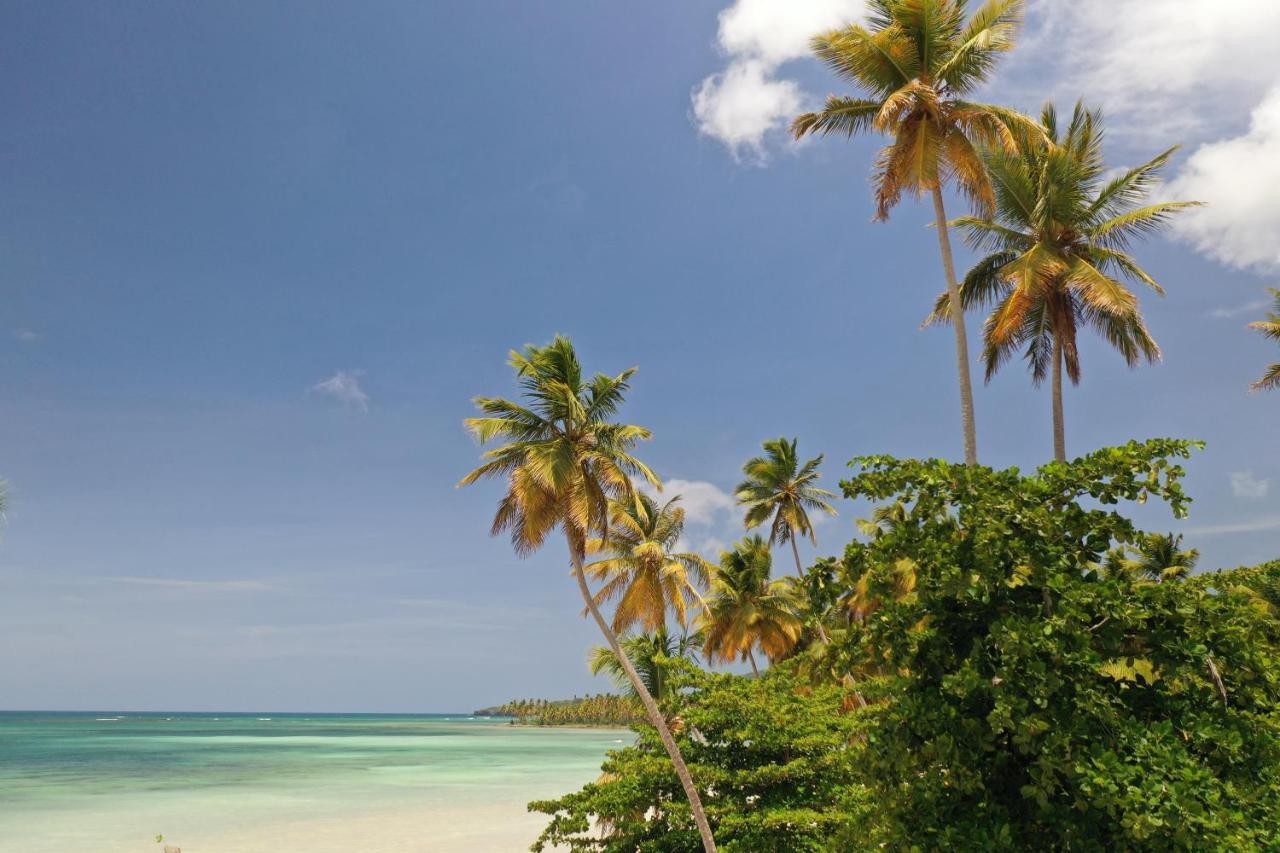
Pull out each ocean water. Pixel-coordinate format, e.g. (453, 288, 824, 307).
(0, 712, 622, 852)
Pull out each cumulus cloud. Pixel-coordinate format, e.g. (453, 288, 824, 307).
(1230, 470, 1271, 499)
(1008, 1, 1280, 273)
(12, 328, 40, 342)
(1164, 86, 1280, 273)
(691, 0, 868, 159)
(310, 370, 369, 411)
(643, 478, 737, 525)
(1016, 0, 1280, 141)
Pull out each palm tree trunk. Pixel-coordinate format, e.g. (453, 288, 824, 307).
(746, 648, 760, 677)
(931, 185, 979, 466)
(1051, 333, 1066, 463)
(570, 547, 717, 852)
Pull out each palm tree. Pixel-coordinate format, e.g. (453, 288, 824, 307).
(736, 438, 837, 576)
(1250, 288, 1280, 391)
(700, 535, 804, 675)
(459, 336, 717, 852)
(1133, 533, 1199, 583)
(855, 500, 911, 540)
(1106, 532, 1199, 584)
(584, 493, 712, 633)
(588, 628, 703, 704)
(792, 0, 1038, 465)
(930, 102, 1200, 462)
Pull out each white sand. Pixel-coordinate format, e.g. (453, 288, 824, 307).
(179, 799, 560, 852)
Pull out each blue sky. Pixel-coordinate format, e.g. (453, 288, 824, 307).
(2, 0, 1277, 712)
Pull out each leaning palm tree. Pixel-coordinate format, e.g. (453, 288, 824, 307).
(700, 535, 804, 675)
(585, 493, 711, 633)
(459, 336, 717, 851)
(736, 437, 837, 575)
(588, 628, 703, 704)
(792, 0, 1037, 465)
(1250, 288, 1280, 391)
(930, 102, 1199, 461)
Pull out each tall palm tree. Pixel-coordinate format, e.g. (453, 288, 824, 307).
(792, 0, 1037, 465)
(584, 493, 711, 633)
(700, 535, 804, 675)
(588, 628, 703, 704)
(1250, 288, 1280, 391)
(736, 437, 837, 576)
(931, 102, 1199, 461)
(459, 336, 717, 852)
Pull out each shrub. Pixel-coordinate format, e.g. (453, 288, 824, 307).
(833, 440, 1280, 850)
(529, 666, 870, 852)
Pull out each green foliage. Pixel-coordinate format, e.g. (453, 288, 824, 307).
(529, 666, 870, 852)
(830, 439, 1280, 849)
(531, 442, 1280, 851)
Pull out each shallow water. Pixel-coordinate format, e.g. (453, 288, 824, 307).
(0, 711, 620, 852)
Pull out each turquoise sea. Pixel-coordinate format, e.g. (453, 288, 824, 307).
(0, 711, 622, 852)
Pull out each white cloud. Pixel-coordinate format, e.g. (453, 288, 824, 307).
(1010, 1, 1280, 273)
(107, 576, 275, 593)
(1184, 516, 1280, 537)
(675, 534, 730, 561)
(1230, 470, 1271, 499)
(1211, 298, 1273, 319)
(1164, 86, 1280, 273)
(646, 478, 737, 525)
(12, 328, 40, 342)
(310, 370, 369, 411)
(691, 0, 868, 159)
(1016, 0, 1280, 142)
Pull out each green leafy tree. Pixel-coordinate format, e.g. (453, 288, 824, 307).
(459, 336, 717, 851)
(792, 0, 1038, 465)
(699, 536, 803, 675)
(735, 437, 836, 578)
(588, 628, 703, 704)
(530, 666, 871, 852)
(584, 494, 711, 633)
(930, 102, 1200, 461)
(829, 439, 1280, 849)
(1249, 287, 1280, 391)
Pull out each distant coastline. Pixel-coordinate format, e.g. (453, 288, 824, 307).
(474, 694, 642, 727)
